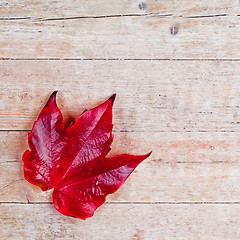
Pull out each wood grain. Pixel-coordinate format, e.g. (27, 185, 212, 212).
(1, 15, 240, 59)
(1, 131, 240, 203)
(0, 0, 237, 18)
(1, 131, 240, 164)
(1, 0, 240, 238)
(1, 60, 240, 131)
(2, 161, 240, 203)
(1, 203, 240, 239)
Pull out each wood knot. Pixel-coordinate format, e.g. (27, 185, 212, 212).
(170, 26, 179, 35)
(138, 2, 148, 10)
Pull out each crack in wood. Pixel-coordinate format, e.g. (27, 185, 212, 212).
(0, 179, 24, 191)
(0, 13, 230, 22)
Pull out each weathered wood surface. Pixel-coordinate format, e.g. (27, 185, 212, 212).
(1, 16, 240, 59)
(2, 157, 240, 203)
(2, 131, 240, 203)
(2, 131, 240, 164)
(1, 0, 240, 239)
(0, 0, 238, 18)
(1, 204, 240, 239)
(1, 60, 240, 131)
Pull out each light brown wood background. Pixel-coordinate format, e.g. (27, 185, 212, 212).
(1, 0, 240, 239)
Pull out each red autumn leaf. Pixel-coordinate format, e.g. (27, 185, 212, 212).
(22, 92, 151, 219)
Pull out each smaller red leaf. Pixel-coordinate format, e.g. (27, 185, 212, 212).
(23, 92, 151, 219)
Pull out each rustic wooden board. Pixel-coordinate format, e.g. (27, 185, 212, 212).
(0, 0, 237, 18)
(1, 60, 240, 131)
(1, 203, 240, 239)
(2, 160, 240, 203)
(1, 15, 240, 59)
(2, 131, 240, 164)
(1, 0, 240, 238)
(1, 131, 240, 203)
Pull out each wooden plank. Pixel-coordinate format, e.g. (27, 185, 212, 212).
(1, 203, 240, 239)
(2, 161, 240, 203)
(1, 131, 240, 203)
(1, 16, 240, 59)
(0, 0, 237, 18)
(1, 131, 240, 164)
(1, 60, 240, 131)
(2, 1, 239, 239)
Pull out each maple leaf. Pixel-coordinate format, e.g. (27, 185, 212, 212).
(22, 92, 151, 219)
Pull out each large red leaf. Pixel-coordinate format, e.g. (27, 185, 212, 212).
(23, 92, 151, 219)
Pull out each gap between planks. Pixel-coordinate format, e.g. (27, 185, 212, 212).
(2, 58, 240, 61)
(0, 130, 239, 133)
(1, 202, 240, 205)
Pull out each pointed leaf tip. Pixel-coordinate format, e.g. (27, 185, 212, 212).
(108, 94, 116, 105)
(45, 91, 58, 106)
(140, 151, 152, 162)
(146, 151, 152, 158)
(146, 151, 152, 157)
